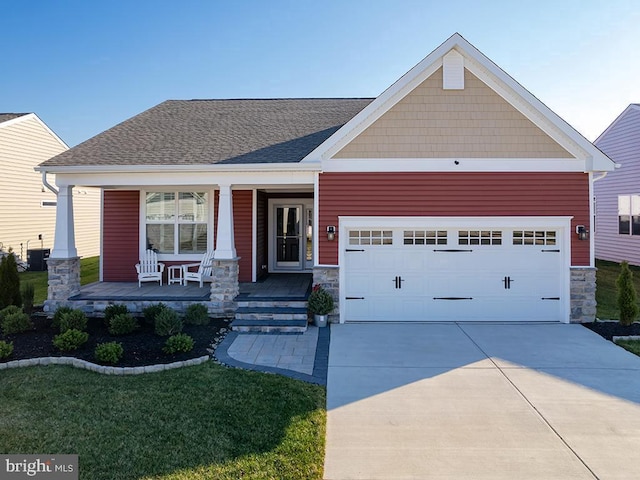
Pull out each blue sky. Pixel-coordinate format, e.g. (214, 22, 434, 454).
(2, 0, 639, 146)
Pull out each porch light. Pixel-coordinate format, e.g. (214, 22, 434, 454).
(576, 225, 589, 241)
(327, 226, 336, 241)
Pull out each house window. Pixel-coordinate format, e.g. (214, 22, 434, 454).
(145, 192, 209, 254)
(618, 195, 640, 236)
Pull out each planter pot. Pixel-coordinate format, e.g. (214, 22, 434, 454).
(313, 314, 328, 328)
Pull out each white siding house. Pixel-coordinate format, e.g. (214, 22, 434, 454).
(594, 104, 640, 266)
(0, 113, 100, 264)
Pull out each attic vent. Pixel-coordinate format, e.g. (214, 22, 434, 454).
(443, 50, 464, 90)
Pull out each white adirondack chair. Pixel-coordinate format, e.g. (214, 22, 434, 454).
(182, 250, 215, 287)
(135, 250, 165, 287)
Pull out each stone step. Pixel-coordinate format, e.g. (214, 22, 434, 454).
(232, 306, 309, 333)
(236, 299, 308, 309)
(231, 318, 308, 333)
(234, 307, 308, 321)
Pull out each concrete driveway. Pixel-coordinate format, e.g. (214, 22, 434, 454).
(325, 323, 640, 480)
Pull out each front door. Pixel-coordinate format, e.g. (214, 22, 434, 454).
(269, 200, 313, 271)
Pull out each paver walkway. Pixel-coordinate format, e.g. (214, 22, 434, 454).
(325, 322, 640, 480)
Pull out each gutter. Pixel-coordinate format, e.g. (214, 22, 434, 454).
(41, 171, 58, 195)
(34, 162, 322, 175)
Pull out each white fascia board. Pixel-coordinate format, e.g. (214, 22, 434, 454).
(323, 157, 586, 172)
(36, 162, 320, 174)
(338, 215, 573, 229)
(51, 169, 316, 188)
(0, 113, 69, 150)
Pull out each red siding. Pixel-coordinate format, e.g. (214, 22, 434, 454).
(318, 172, 590, 266)
(103, 190, 140, 281)
(232, 190, 253, 282)
(256, 191, 268, 280)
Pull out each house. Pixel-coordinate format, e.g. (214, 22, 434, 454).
(593, 104, 640, 266)
(37, 33, 614, 323)
(0, 113, 100, 266)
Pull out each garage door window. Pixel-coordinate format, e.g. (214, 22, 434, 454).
(403, 230, 447, 245)
(349, 230, 393, 246)
(513, 230, 556, 246)
(458, 230, 502, 245)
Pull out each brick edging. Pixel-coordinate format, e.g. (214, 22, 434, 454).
(0, 355, 210, 374)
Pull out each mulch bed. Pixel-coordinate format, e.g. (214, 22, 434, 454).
(583, 321, 640, 341)
(1, 312, 231, 367)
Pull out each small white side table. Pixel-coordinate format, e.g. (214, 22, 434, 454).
(168, 265, 183, 285)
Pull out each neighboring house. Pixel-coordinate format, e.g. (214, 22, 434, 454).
(38, 33, 614, 323)
(594, 104, 640, 266)
(0, 113, 101, 265)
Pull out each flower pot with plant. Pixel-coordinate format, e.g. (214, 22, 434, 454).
(308, 284, 334, 327)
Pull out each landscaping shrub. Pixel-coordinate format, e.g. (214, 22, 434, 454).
(1, 311, 33, 336)
(0, 340, 14, 359)
(52, 306, 74, 330)
(0, 252, 22, 309)
(617, 261, 639, 326)
(53, 329, 88, 352)
(184, 303, 210, 325)
(154, 308, 183, 336)
(108, 313, 139, 336)
(308, 284, 334, 315)
(94, 342, 124, 364)
(143, 303, 168, 326)
(0, 305, 22, 322)
(59, 309, 88, 333)
(162, 333, 194, 354)
(21, 282, 35, 315)
(104, 304, 129, 327)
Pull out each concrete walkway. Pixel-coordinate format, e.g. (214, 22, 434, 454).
(325, 323, 640, 480)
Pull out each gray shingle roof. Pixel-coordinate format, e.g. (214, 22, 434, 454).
(0, 113, 29, 124)
(41, 99, 373, 167)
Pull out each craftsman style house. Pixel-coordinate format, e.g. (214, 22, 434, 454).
(38, 34, 614, 323)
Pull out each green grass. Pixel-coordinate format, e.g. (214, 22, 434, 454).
(596, 259, 640, 320)
(18, 256, 100, 305)
(614, 339, 640, 357)
(0, 363, 326, 480)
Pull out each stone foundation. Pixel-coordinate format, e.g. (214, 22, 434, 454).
(44, 257, 81, 314)
(313, 266, 340, 323)
(570, 267, 597, 323)
(209, 258, 240, 318)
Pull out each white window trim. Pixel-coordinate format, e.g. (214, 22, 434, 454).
(139, 188, 215, 261)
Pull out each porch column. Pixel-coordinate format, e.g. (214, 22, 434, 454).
(214, 183, 237, 259)
(210, 183, 239, 317)
(51, 185, 78, 259)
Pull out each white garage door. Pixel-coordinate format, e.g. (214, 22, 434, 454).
(343, 224, 567, 322)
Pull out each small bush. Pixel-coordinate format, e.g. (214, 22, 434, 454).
(95, 342, 123, 364)
(617, 261, 639, 326)
(0, 252, 22, 309)
(1, 311, 33, 336)
(0, 340, 14, 359)
(163, 333, 194, 354)
(184, 303, 210, 325)
(53, 329, 88, 352)
(0, 305, 22, 322)
(104, 304, 129, 326)
(52, 306, 74, 330)
(308, 284, 335, 315)
(143, 303, 168, 326)
(154, 308, 182, 337)
(59, 309, 88, 333)
(108, 313, 139, 336)
(21, 282, 35, 315)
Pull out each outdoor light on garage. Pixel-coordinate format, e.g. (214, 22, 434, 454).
(576, 225, 589, 241)
(327, 225, 336, 241)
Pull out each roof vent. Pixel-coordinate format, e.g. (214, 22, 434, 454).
(443, 50, 464, 90)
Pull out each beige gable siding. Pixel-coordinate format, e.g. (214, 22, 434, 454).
(334, 68, 572, 159)
(0, 117, 100, 261)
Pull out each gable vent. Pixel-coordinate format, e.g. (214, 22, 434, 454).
(443, 50, 464, 90)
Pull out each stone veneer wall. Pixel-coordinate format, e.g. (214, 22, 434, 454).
(313, 266, 340, 323)
(570, 267, 597, 323)
(209, 258, 240, 318)
(44, 257, 81, 313)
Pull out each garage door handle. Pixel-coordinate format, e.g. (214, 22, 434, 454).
(346, 249, 365, 252)
(541, 297, 560, 300)
(433, 249, 473, 252)
(433, 297, 473, 300)
(345, 296, 365, 300)
(541, 249, 560, 253)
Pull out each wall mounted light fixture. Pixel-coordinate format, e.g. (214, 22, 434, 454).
(327, 225, 336, 241)
(576, 225, 589, 241)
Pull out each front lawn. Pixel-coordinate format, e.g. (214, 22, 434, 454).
(596, 259, 640, 320)
(18, 256, 99, 305)
(615, 339, 640, 357)
(0, 363, 325, 480)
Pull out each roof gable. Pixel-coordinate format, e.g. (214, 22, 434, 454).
(303, 33, 615, 172)
(0, 113, 68, 150)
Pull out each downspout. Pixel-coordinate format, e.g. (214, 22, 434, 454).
(41, 171, 58, 195)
